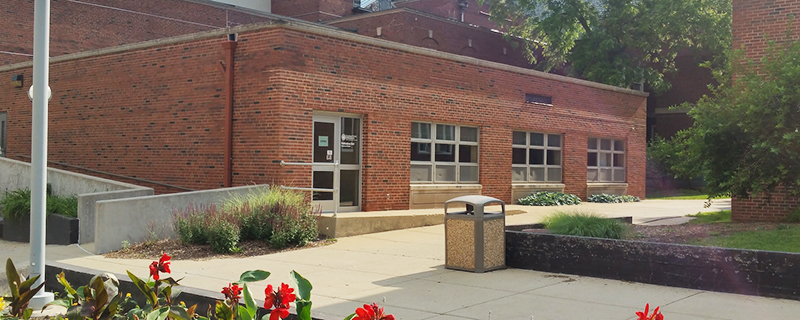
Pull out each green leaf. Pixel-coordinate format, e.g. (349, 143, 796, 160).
(242, 284, 256, 314)
(22, 307, 33, 320)
(127, 271, 156, 307)
(238, 270, 270, 284)
(92, 276, 110, 310)
(18, 275, 40, 294)
(45, 299, 72, 309)
(6, 259, 21, 296)
(289, 271, 312, 301)
(237, 305, 253, 320)
(295, 301, 312, 320)
(343, 313, 356, 320)
(146, 306, 170, 320)
(214, 301, 234, 320)
(57, 272, 78, 296)
(168, 306, 192, 320)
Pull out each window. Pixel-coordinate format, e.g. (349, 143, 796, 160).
(512, 132, 562, 182)
(411, 122, 479, 183)
(587, 138, 625, 182)
(0, 112, 6, 158)
(525, 93, 553, 105)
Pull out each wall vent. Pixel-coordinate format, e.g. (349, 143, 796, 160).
(525, 93, 552, 105)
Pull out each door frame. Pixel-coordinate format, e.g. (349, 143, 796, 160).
(312, 112, 363, 213)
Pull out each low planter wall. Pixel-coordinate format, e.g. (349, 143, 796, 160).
(3, 214, 79, 245)
(506, 230, 800, 300)
(45, 262, 325, 320)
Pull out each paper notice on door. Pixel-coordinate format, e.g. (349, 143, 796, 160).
(319, 136, 329, 147)
(326, 149, 333, 160)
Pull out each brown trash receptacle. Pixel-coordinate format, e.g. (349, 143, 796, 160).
(444, 195, 505, 273)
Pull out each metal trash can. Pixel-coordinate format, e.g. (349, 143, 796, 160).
(444, 195, 505, 272)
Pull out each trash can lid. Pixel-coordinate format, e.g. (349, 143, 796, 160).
(444, 195, 504, 206)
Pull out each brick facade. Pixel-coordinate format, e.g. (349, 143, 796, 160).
(327, 9, 535, 69)
(729, 0, 800, 221)
(0, 21, 647, 210)
(0, 0, 271, 65)
(732, 0, 800, 61)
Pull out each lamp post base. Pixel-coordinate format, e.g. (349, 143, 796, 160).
(28, 291, 54, 311)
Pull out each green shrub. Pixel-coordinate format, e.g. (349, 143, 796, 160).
(0, 189, 79, 221)
(208, 219, 240, 254)
(588, 193, 641, 203)
(786, 207, 800, 223)
(173, 186, 319, 251)
(518, 191, 581, 206)
(543, 211, 628, 239)
(48, 195, 78, 218)
(174, 203, 218, 245)
(1, 189, 32, 221)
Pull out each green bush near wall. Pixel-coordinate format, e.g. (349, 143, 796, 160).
(518, 191, 582, 206)
(587, 193, 641, 203)
(0, 188, 79, 221)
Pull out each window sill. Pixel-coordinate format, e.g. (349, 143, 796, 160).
(586, 182, 628, 187)
(410, 184, 482, 190)
(512, 183, 566, 188)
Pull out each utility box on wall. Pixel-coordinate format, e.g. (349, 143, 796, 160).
(444, 195, 506, 273)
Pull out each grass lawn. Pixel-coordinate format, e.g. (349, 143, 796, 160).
(646, 189, 728, 200)
(687, 210, 731, 224)
(689, 225, 800, 253)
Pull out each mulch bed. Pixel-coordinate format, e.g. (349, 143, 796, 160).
(631, 222, 782, 244)
(104, 238, 337, 260)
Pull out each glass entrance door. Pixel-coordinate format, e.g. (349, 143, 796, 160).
(312, 114, 361, 213)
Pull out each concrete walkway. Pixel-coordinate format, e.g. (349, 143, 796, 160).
(6, 199, 800, 319)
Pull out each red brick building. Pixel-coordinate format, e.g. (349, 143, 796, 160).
(0, 0, 647, 212)
(729, 0, 800, 221)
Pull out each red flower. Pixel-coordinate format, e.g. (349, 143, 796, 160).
(264, 283, 296, 320)
(149, 253, 171, 280)
(636, 303, 664, 320)
(353, 303, 395, 320)
(221, 283, 243, 304)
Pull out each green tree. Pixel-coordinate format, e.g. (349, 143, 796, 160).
(649, 38, 800, 198)
(483, 0, 731, 93)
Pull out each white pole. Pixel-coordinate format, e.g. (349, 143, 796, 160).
(29, 0, 54, 309)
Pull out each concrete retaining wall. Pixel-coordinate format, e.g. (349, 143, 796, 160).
(505, 230, 800, 300)
(0, 157, 142, 195)
(79, 189, 155, 244)
(93, 184, 269, 254)
(0, 157, 154, 244)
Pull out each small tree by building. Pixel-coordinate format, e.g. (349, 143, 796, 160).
(649, 37, 800, 200)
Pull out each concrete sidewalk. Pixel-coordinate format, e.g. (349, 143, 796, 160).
(8, 199, 800, 319)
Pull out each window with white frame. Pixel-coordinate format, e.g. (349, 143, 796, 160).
(512, 132, 562, 182)
(587, 138, 625, 182)
(411, 122, 479, 183)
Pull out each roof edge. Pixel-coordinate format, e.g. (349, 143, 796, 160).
(0, 19, 648, 97)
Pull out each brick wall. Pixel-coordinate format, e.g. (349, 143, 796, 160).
(732, 0, 800, 61)
(0, 0, 271, 65)
(394, 0, 495, 29)
(730, 0, 800, 220)
(0, 36, 232, 193)
(732, 188, 800, 222)
(327, 9, 535, 69)
(231, 25, 646, 210)
(271, 0, 353, 21)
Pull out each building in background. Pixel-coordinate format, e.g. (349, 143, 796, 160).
(0, 0, 647, 211)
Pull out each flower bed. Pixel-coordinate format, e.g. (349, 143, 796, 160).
(505, 230, 800, 300)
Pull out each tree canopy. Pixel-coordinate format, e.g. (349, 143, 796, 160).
(483, 0, 731, 93)
(648, 39, 800, 198)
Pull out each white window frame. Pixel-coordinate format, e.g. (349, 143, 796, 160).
(587, 137, 626, 182)
(512, 132, 562, 183)
(411, 122, 479, 183)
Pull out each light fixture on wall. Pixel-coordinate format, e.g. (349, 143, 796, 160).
(11, 74, 23, 88)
